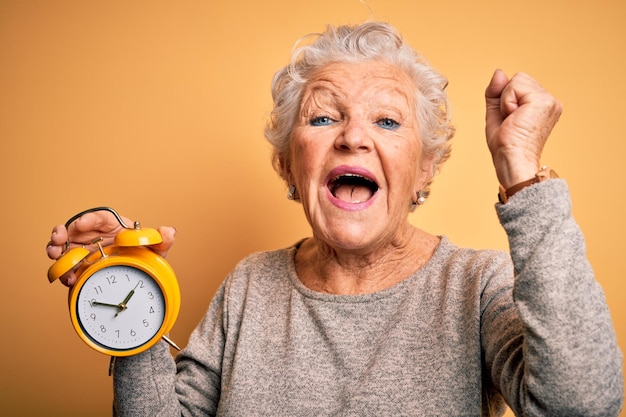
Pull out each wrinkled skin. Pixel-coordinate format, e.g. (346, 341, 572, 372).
(46, 67, 562, 293)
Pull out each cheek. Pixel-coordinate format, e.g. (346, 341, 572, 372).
(289, 139, 321, 183)
(385, 141, 424, 190)
(392, 137, 420, 165)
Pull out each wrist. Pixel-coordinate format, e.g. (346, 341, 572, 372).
(490, 148, 543, 189)
(498, 166, 559, 203)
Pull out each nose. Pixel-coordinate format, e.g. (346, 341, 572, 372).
(334, 118, 373, 152)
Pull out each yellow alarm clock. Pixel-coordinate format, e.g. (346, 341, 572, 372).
(48, 207, 181, 357)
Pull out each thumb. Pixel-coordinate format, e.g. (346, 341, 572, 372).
(485, 69, 509, 133)
(485, 69, 509, 101)
(150, 226, 177, 258)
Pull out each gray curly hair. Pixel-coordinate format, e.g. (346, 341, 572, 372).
(264, 21, 455, 192)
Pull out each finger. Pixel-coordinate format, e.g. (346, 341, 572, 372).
(69, 211, 127, 235)
(498, 72, 546, 115)
(46, 225, 68, 259)
(59, 270, 78, 287)
(501, 72, 563, 130)
(149, 226, 177, 257)
(65, 211, 128, 247)
(50, 224, 68, 244)
(46, 240, 64, 260)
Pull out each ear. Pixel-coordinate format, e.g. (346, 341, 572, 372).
(414, 154, 435, 191)
(278, 155, 293, 185)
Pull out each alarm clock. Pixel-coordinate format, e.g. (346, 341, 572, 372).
(48, 207, 181, 357)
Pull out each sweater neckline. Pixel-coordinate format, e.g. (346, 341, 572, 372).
(286, 236, 451, 303)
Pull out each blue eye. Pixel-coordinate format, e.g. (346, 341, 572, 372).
(377, 118, 400, 130)
(310, 116, 334, 126)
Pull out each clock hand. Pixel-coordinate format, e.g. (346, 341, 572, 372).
(115, 282, 140, 317)
(91, 301, 121, 309)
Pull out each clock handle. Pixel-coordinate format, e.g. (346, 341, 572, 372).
(60, 206, 163, 251)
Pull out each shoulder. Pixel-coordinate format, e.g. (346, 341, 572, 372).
(230, 244, 296, 278)
(430, 237, 513, 294)
(220, 243, 298, 301)
(435, 237, 511, 275)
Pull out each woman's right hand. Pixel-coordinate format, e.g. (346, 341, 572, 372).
(484, 69, 562, 190)
(46, 210, 176, 287)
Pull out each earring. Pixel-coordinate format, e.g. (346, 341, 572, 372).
(416, 190, 427, 205)
(287, 185, 296, 200)
(411, 190, 428, 210)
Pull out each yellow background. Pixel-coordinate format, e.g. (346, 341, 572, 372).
(1, 1, 624, 415)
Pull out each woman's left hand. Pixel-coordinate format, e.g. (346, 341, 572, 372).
(485, 69, 562, 189)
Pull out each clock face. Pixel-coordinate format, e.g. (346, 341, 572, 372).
(75, 265, 166, 352)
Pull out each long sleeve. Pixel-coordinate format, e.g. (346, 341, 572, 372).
(112, 341, 179, 416)
(112, 281, 228, 416)
(484, 179, 623, 416)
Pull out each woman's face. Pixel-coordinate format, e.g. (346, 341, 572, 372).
(287, 61, 432, 253)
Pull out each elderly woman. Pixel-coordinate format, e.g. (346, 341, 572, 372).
(46, 22, 623, 416)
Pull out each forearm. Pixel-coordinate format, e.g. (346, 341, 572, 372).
(113, 341, 180, 416)
(496, 179, 623, 416)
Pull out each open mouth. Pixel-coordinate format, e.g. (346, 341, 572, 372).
(328, 174, 379, 204)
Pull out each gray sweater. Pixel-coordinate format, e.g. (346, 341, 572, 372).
(113, 180, 623, 416)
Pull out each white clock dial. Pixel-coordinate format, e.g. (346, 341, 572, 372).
(75, 265, 166, 351)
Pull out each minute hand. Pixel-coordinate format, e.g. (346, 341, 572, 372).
(115, 282, 140, 317)
(92, 301, 121, 309)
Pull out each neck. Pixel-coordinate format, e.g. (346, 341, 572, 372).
(295, 227, 438, 295)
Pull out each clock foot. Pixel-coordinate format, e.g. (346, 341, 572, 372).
(162, 335, 181, 351)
